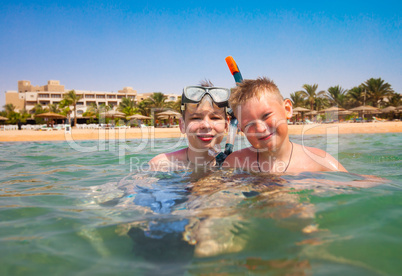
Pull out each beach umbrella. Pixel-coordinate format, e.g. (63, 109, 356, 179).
(338, 110, 353, 115)
(35, 112, 67, 119)
(102, 110, 126, 119)
(0, 115, 8, 121)
(305, 110, 318, 115)
(127, 114, 152, 120)
(157, 110, 181, 117)
(381, 106, 396, 113)
(320, 106, 345, 113)
(349, 105, 379, 121)
(349, 105, 379, 113)
(292, 107, 310, 121)
(156, 110, 181, 126)
(396, 105, 402, 112)
(35, 112, 67, 126)
(292, 107, 310, 112)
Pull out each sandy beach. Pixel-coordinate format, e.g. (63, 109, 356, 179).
(0, 122, 401, 142)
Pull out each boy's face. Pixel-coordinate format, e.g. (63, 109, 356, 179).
(180, 99, 228, 152)
(234, 93, 292, 152)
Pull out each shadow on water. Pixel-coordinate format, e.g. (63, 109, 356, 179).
(86, 167, 395, 276)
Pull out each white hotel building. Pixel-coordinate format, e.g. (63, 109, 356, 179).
(5, 80, 179, 117)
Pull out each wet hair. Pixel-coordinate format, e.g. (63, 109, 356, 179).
(229, 77, 284, 111)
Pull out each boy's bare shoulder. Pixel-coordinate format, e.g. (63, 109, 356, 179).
(149, 148, 187, 171)
(223, 147, 255, 167)
(292, 144, 347, 172)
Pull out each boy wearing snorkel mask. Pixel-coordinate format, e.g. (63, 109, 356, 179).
(225, 77, 347, 173)
(149, 82, 229, 171)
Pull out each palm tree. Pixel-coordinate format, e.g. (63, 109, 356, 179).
(289, 91, 305, 108)
(362, 78, 394, 107)
(3, 103, 16, 115)
(326, 85, 347, 108)
(32, 103, 45, 115)
(165, 96, 182, 113)
(118, 97, 137, 116)
(315, 97, 330, 111)
(347, 86, 365, 108)
(137, 100, 152, 116)
(59, 99, 72, 123)
(47, 103, 60, 113)
(147, 92, 167, 112)
(297, 84, 326, 112)
(386, 92, 401, 107)
(63, 90, 83, 126)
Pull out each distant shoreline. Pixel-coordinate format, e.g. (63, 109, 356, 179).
(0, 122, 401, 142)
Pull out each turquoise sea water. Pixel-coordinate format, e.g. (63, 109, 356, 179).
(0, 133, 401, 275)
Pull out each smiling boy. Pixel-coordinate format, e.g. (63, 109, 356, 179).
(149, 83, 229, 171)
(225, 77, 347, 173)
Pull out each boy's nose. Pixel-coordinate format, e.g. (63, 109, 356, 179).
(199, 118, 212, 129)
(255, 121, 268, 132)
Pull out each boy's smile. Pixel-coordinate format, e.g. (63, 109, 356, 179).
(258, 131, 276, 141)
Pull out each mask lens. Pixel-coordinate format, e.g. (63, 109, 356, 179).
(208, 88, 230, 103)
(185, 87, 206, 102)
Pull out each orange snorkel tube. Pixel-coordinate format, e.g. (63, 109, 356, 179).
(213, 56, 243, 167)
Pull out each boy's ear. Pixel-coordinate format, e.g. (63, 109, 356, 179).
(283, 99, 293, 119)
(179, 117, 186, 134)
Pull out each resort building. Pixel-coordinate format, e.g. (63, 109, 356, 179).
(136, 93, 180, 102)
(5, 80, 180, 117)
(5, 80, 138, 117)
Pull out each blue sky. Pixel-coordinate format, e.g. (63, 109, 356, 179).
(1, 0, 401, 108)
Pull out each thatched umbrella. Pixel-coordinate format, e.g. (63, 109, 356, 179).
(157, 110, 181, 117)
(349, 105, 379, 121)
(127, 114, 152, 126)
(0, 116, 9, 121)
(156, 110, 181, 127)
(320, 106, 345, 113)
(35, 112, 67, 127)
(292, 107, 310, 112)
(102, 110, 126, 119)
(349, 105, 379, 112)
(305, 110, 318, 115)
(381, 106, 396, 113)
(338, 110, 353, 115)
(35, 112, 67, 119)
(127, 114, 152, 120)
(292, 107, 310, 122)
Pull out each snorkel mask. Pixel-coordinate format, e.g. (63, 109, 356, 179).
(181, 86, 230, 111)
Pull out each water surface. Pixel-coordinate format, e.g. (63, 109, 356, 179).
(0, 133, 401, 275)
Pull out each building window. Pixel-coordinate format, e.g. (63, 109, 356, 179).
(51, 94, 62, 98)
(77, 110, 83, 114)
(96, 95, 105, 99)
(85, 94, 95, 98)
(117, 95, 124, 99)
(38, 94, 50, 98)
(76, 102, 84, 106)
(107, 95, 116, 99)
